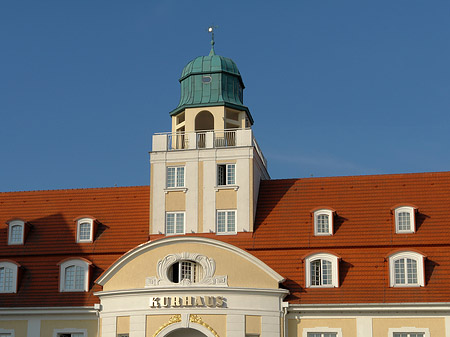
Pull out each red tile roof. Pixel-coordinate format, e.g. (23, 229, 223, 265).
(1, 171, 450, 306)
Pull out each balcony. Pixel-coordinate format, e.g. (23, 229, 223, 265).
(152, 128, 266, 166)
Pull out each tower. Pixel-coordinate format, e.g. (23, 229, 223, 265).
(150, 39, 269, 236)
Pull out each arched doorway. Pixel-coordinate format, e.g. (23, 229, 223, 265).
(195, 110, 214, 148)
(166, 328, 207, 337)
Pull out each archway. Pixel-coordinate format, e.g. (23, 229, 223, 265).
(195, 110, 214, 131)
(195, 111, 214, 148)
(166, 328, 207, 337)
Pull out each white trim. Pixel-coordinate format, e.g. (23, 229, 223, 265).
(77, 218, 94, 243)
(313, 209, 333, 236)
(53, 328, 87, 337)
(165, 212, 185, 235)
(388, 327, 430, 337)
(216, 210, 237, 234)
(388, 251, 425, 287)
(0, 328, 14, 337)
(0, 306, 98, 315)
(96, 236, 286, 285)
(288, 302, 450, 313)
(305, 253, 339, 288)
(0, 261, 18, 293)
(8, 220, 25, 245)
(303, 327, 342, 337)
(59, 259, 90, 292)
(394, 206, 416, 233)
(95, 286, 289, 298)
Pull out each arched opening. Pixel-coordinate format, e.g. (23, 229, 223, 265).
(195, 111, 214, 148)
(166, 328, 207, 337)
(195, 111, 214, 131)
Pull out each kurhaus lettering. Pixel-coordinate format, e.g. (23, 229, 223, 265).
(150, 296, 225, 308)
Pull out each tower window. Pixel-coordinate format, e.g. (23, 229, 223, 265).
(217, 210, 236, 234)
(166, 212, 185, 235)
(167, 166, 185, 188)
(217, 164, 235, 186)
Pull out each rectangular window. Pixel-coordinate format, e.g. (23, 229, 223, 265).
(217, 164, 235, 186)
(166, 212, 185, 234)
(217, 210, 236, 233)
(167, 166, 185, 188)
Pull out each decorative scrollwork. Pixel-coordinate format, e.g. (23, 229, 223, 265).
(189, 315, 220, 337)
(151, 314, 182, 337)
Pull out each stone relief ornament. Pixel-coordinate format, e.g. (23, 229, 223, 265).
(145, 252, 228, 287)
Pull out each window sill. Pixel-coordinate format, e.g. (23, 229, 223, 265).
(314, 233, 333, 236)
(216, 232, 237, 235)
(164, 187, 188, 194)
(214, 185, 239, 191)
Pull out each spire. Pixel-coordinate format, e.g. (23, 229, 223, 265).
(208, 25, 218, 56)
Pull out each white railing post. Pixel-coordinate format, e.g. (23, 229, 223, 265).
(205, 131, 214, 148)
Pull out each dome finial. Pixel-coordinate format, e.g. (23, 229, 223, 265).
(207, 25, 218, 56)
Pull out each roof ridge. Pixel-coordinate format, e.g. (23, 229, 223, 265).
(0, 185, 149, 194)
(267, 170, 450, 182)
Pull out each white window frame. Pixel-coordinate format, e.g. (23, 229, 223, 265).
(303, 327, 342, 337)
(59, 259, 90, 292)
(165, 212, 185, 235)
(216, 210, 237, 234)
(0, 261, 19, 293)
(305, 253, 339, 288)
(8, 220, 25, 245)
(217, 163, 236, 186)
(313, 209, 333, 236)
(389, 251, 425, 287)
(166, 166, 185, 188)
(77, 218, 94, 243)
(394, 206, 416, 233)
(388, 327, 429, 337)
(53, 328, 87, 337)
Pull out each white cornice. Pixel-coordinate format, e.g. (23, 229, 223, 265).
(96, 236, 285, 286)
(94, 286, 289, 298)
(288, 302, 450, 313)
(0, 306, 98, 315)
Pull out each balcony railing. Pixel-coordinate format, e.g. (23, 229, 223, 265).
(152, 128, 267, 167)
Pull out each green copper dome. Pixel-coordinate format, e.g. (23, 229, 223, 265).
(170, 49, 253, 123)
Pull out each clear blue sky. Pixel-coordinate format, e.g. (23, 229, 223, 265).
(1, 1, 449, 192)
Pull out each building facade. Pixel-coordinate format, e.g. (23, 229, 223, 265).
(2, 43, 450, 337)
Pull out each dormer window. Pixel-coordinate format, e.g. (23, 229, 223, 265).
(388, 251, 425, 287)
(75, 217, 96, 243)
(313, 209, 334, 236)
(58, 258, 91, 292)
(393, 206, 416, 233)
(7, 220, 26, 245)
(0, 261, 20, 293)
(304, 253, 339, 288)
